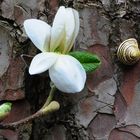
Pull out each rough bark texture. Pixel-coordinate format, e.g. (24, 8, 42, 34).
(0, 0, 140, 140)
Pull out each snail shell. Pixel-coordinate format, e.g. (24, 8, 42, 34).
(117, 38, 140, 65)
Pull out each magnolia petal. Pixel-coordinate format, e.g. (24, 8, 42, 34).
(66, 9, 80, 53)
(72, 9, 80, 41)
(49, 55, 86, 93)
(50, 6, 66, 52)
(29, 52, 58, 75)
(63, 8, 76, 53)
(24, 19, 51, 52)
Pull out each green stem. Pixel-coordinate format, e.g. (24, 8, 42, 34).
(42, 84, 56, 109)
(0, 101, 60, 130)
(0, 82, 58, 130)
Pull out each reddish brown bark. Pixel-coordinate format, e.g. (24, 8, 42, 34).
(0, 0, 140, 140)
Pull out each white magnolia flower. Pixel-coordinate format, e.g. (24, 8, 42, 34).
(24, 6, 86, 93)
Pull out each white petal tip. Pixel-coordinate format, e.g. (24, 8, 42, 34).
(29, 52, 58, 75)
(29, 69, 36, 75)
(24, 19, 51, 51)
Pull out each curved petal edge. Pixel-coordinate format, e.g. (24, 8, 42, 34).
(49, 55, 86, 93)
(29, 52, 58, 75)
(24, 19, 51, 51)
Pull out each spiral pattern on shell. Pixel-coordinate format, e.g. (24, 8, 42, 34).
(117, 38, 140, 65)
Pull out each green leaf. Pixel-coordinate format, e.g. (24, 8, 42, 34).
(69, 51, 101, 72)
(0, 102, 12, 120)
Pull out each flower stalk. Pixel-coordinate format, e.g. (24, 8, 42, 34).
(0, 84, 59, 130)
(42, 84, 56, 109)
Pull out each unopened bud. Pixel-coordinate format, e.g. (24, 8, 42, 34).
(0, 102, 12, 121)
(41, 101, 60, 114)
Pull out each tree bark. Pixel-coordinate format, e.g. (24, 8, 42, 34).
(0, 0, 140, 140)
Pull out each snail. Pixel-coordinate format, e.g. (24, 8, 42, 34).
(117, 38, 140, 65)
